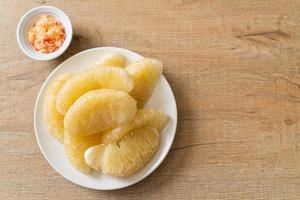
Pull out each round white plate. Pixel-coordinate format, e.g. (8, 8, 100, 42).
(34, 47, 177, 190)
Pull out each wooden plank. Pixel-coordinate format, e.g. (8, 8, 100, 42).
(0, 0, 299, 199)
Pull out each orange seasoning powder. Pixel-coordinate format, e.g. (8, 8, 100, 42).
(28, 15, 66, 54)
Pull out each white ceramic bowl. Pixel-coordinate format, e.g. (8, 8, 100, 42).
(17, 6, 73, 61)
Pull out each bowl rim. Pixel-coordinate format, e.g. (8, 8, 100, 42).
(16, 6, 73, 61)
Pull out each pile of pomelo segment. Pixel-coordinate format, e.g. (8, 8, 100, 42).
(44, 52, 169, 176)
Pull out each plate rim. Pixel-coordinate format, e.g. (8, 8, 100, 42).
(33, 46, 178, 190)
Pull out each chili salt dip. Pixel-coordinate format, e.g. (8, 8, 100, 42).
(28, 15, 66, 54)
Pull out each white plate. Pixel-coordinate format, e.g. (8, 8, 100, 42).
(34, 47, 177, 190)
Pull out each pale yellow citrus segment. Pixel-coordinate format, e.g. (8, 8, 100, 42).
(126, 58, 162, 107)
(64, 132, 102, 173)
(44, 73, 73, 143)
(84, 144, 105, 170)
(102, 109, 168, 144)
(102, 127, 159, 177)
(64, 89, 137, 137)
(56, 67, 134, 115)
(95, 52, 126, 68)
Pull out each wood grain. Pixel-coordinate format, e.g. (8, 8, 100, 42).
(1, 0, 300, 199)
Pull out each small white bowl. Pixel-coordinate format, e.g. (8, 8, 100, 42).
(17, 6, 73, 61)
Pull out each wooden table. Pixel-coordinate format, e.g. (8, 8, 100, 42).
(1, 0, 300, 199)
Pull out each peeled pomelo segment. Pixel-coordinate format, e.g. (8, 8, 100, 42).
(126, 58, 162, 108)
(56, 67, 134, 115)
(64, 132, 102, 173)
(85, 127, 159, 176)
(102, 108, 168, 144)
(103, 127, 159, 176)
(64, 89, 137, 137)
(44, 73, 72, 143)
(94, 52, 126, 68)
(84, 144, 105, 170)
